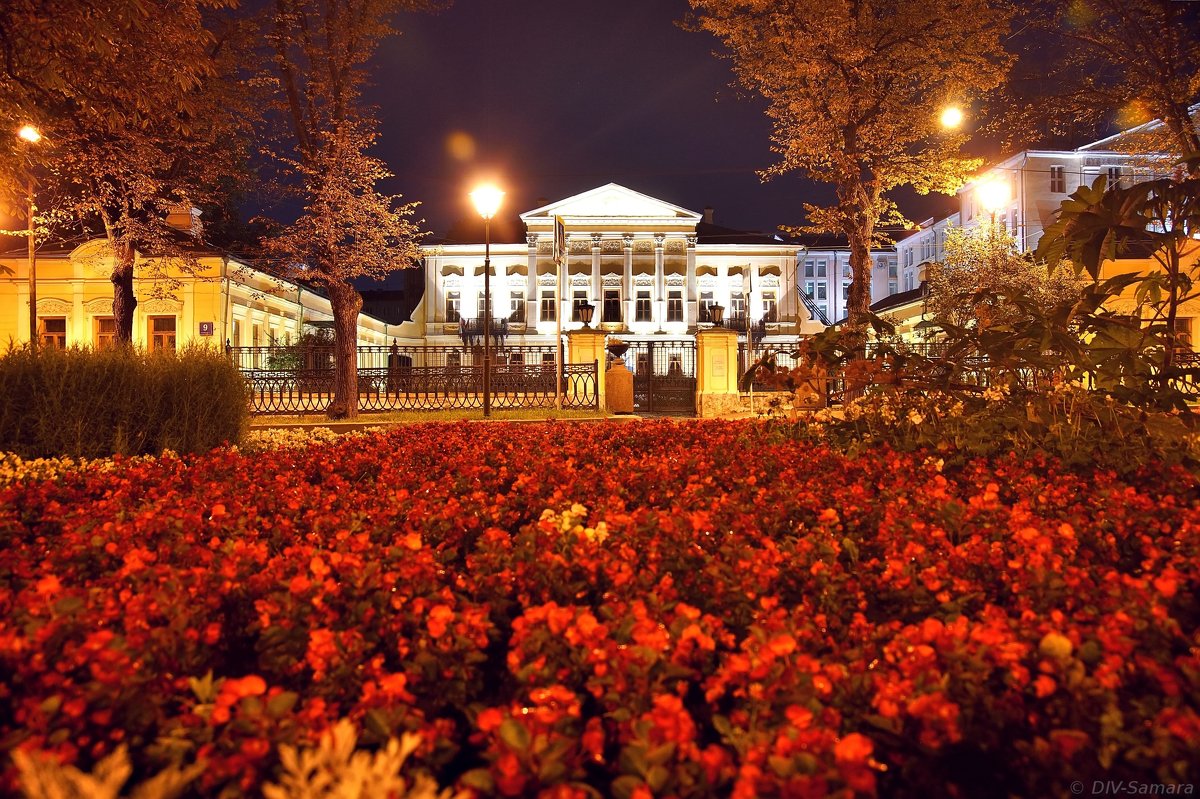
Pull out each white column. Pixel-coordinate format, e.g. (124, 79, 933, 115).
(591, 233, 602, 310)
(623, 234, 634, 326)
(526, 233, 539, 326)
(425, 256, 438, 332)
(654, 234, 665, 329)
(685, 234, 697, 328)
(749, 262, 762, 321)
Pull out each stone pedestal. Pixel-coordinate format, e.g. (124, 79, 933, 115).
(695, 327, 740, 418)
(605, 360, 634, 413)
(566, 328, 607, 409)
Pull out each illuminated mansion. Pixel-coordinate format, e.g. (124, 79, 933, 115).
(419, 184, 899, 347)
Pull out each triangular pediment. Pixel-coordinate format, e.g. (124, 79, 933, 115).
(521, 183, 701, 224)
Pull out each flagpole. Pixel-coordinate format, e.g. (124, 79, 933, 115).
(554, 215, 565, 411)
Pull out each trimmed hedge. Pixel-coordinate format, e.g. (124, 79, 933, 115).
(0, 343, 248, 457)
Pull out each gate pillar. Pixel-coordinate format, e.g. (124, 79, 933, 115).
(695, 328, 740, 417)
(567, 329, 606, 409)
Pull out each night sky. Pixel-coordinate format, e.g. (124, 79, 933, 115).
(380, 0, 958, 240)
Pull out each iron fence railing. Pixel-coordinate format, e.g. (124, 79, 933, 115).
(241, 363, 598, 414)
(230, 344, 594, 414)
(228, 344, 561, 371)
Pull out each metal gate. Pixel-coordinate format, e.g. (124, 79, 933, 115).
(626, 338, 697, 415)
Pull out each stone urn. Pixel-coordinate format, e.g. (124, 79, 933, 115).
(606, 338, 630, 367)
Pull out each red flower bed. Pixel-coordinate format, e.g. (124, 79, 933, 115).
(1, 420, 1198, 797)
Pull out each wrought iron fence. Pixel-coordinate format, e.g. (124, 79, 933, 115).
(230, 344, 595, 414)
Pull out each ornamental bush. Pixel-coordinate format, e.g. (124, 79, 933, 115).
(0, 344, 248, 458)
(0, 421, 1196, 798)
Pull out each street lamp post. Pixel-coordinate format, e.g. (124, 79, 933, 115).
(470, 184, 504, 417)
(18, 125, 42, 349)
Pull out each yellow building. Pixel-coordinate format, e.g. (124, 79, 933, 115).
(0, 238, 414, 351)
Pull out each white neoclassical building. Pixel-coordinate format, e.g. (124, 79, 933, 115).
(419, 183, 899, 344)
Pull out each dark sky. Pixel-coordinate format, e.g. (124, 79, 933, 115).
(378, 0, 957, 239)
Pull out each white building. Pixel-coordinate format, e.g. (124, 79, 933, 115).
(419, 183, 900, 341)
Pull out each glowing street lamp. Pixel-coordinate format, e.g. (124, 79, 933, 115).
(939, 106, 964, 129)
(976, 179, 1011, 223)
(470, 184, 504, 417)
(17, 125, 43, 349)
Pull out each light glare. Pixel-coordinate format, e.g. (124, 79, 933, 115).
(470, 184, 504, 220)
(17, 125, 42, 143)
(939, 107, 964, 129)
(977, 180, 1010, 213)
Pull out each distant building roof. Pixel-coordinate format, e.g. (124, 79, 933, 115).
(870, 283, 927, 314)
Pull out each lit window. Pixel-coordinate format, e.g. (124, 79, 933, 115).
(761, 291, 777, 322)
(603, 289, 621, 322)
(540, 290, 556, 322)
(509, 290, 525, 323)
(571, 290, 590, 321)
(40, 317, 67, 349)
(699, 290, 715, 322)
(667, 290, 683, 322)
(149, 316, 176, 352)
(635, 291, 652, 322)
(445, 290, 461, 322)
(1050, 165, 1066, 193)
(95, 317, 117, 350)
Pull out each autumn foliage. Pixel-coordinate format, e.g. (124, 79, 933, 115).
(1, 421, 1197, 797)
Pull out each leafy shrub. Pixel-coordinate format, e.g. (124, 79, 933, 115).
(0, 343, 248, 458)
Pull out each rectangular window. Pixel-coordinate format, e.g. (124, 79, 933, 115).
(603, 289, 621, 322)
(815, 283, 827, 302)
(667, 290, 683, 322)
(571, 290, 589, 321)
(761, 291, 777, 322)
(1171, 317, 1192, 350)
(1106, 165, 1122, 188)
(540, 290, 556, 322)
(699, 290, 715, 322)
(842, 282, 851, 302)
(1050, 165, 1066, 193)
(95, 317, 117, 350)
(477, 291, 488, 319)
(445, 290, 461, 322)
(889, 281, 898, 294)
(231, 319, 241, 348)
(447, 351, 461, 368)
(149, 316, 176, 352)
(508, 352, 525, 366)
(888, 261, 898, 279)
(804, 259, 815, 278)
(804, 281, 816, 299)
(816, 261, 827, 278)
(635, 290, 652, 322)
(509, 290, 525, 323)
(730, 295, 745, 319)
(40, 317, 67, 349)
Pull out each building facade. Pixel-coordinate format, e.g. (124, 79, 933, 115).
(0, 238, 404, 352)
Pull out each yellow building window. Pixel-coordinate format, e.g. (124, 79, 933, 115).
(149, 316, 176, 351)
(39, 317, 67, 349)
(95, 317, 117, 350)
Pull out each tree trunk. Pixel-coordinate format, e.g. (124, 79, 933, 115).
(111, 241, 137, 344)
(326, 280, 362, 419)
(844, 225, 874, 355)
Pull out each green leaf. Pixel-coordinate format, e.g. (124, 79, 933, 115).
(364, 708, 391, 739)
(646, 765, 670, 792)
(460, 769, 494, 791)
(645, 742, 676, 766)
(499, 718, 530, 752)
(266, 691, 298, 718)
(611, 775, 644, 799)
(188, 671, 216, 703)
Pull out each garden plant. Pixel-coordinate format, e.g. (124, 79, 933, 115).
(1, 420, 1197, 798)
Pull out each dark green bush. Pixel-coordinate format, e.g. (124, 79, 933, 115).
(0, 343, 249, 457)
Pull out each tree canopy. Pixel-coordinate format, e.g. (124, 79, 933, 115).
(686, 0, 1015, 334)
